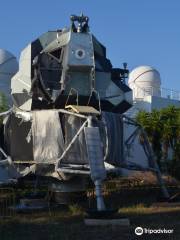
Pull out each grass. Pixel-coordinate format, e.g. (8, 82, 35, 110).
(0, 179, 180, 240)
(0, 203, 180, 240)
(121, 203, 180, 215)
(68, 204, 84, 216)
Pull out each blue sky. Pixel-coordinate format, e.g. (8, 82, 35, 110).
(0, 0, 180, 90)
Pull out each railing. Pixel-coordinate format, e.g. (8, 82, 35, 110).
(133, 85, 180, 101)
(161, 88, 180, 101)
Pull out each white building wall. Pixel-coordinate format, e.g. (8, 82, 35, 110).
(150, 96, 180, 110)
(124, 124, 149, 168)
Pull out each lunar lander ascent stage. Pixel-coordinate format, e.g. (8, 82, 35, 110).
(0, 15, 169, 211)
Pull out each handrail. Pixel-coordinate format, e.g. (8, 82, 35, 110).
(133, 84, 180, 101)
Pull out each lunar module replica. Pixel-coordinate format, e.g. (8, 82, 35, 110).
(0, 15, 169, 211)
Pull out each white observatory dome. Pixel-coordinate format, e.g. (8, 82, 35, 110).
(0, 49, 18, 103)
(128, 66, 161, 99)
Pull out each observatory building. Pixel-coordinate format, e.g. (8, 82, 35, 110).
(127, 65, 180, 116)
(124, 65, 180, 169)
(0, 49, 18, 182)
(0, 49, 18, 103)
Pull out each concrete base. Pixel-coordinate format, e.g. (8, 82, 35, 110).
(84, 218, 130, 226)
(11, 198, 49, 212)
(49, 177, 87, 204)
(20, 198, 47, 207)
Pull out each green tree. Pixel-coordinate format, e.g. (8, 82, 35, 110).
(136, 106, 180, 179)
(136, 109, 162, 166)
(0, 92, 8, 123)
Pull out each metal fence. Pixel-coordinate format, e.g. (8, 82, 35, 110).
(0, 188, 16, 218)
(133, 85, 180, 101)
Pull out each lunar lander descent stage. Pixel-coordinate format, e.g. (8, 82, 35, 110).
(0, 15, 169, 210)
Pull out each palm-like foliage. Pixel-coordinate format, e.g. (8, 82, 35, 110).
(0, 92, 8, 124)
(136, 106, 180, 179)
(136, 109, 162, 166)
